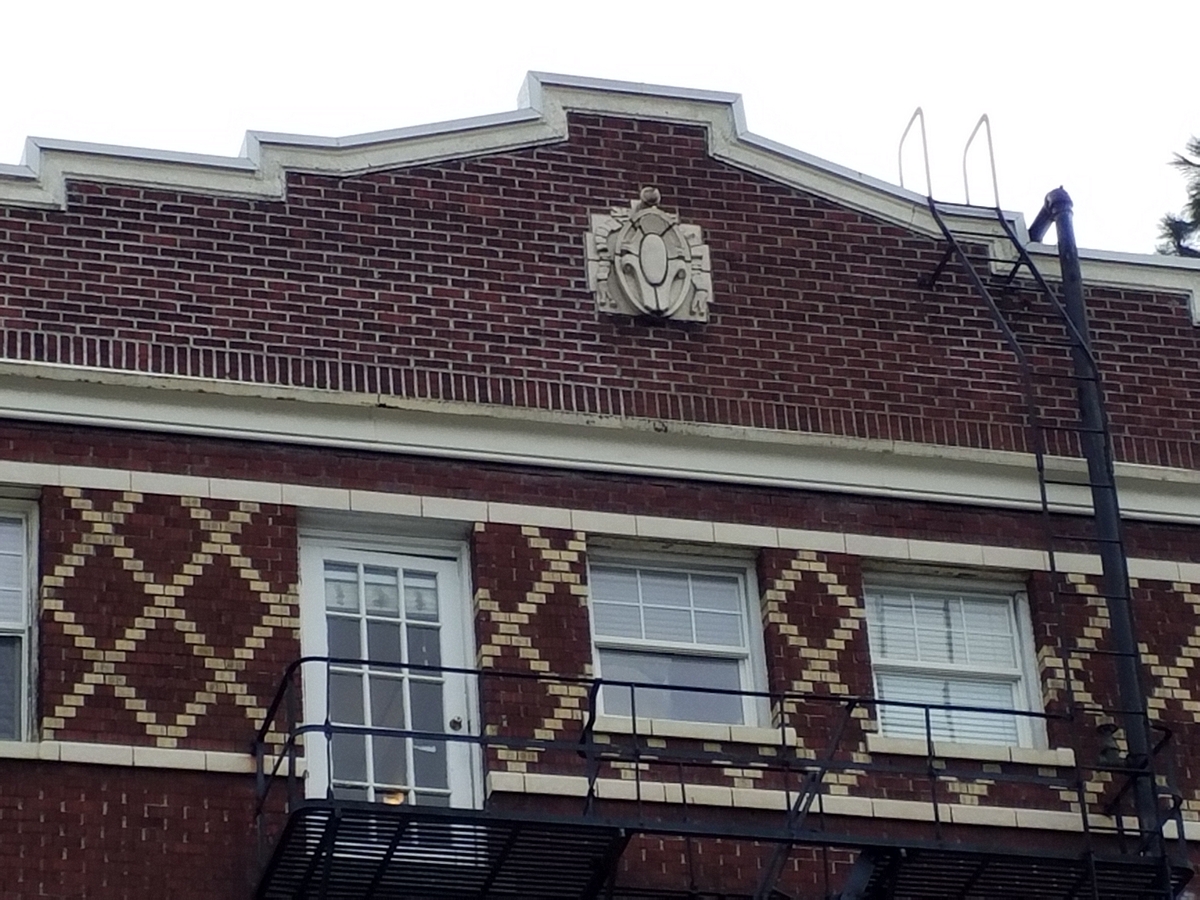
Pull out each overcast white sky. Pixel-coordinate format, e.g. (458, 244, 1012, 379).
(4, 0, 1196, 254)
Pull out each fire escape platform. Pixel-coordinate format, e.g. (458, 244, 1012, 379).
(253, 662, 1194, 899)
(255, 801, 629, 900)
(254, 799, 1194, 900)
(842, 846, 1192, 900)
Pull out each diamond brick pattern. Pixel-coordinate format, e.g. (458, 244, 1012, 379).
(760, 549, 872, 794)
(473, 522, 592, 773)
(39, 487, 300, 750)
(1135, 579, 1200, 821)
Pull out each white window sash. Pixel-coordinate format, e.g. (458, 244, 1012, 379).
(0, 507, 34, 743)
(588, 557, 765, 727)
(865, 581, 1042, 748)
(592, 635, 752, 659)
(869, 659, 1025, 680)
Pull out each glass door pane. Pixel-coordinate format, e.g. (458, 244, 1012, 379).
(301, 546, 472, 808)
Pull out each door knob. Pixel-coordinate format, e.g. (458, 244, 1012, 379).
(448, 717, 463, 731)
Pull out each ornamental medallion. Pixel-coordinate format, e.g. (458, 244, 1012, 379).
(584, 187, 712, 322)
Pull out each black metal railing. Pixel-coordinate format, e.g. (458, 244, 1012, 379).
(251, 659, 1192, 899)
(256, 659, 1189, 845)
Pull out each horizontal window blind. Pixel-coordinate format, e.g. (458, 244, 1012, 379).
(866, 585, 1030, 746)
(0, 517, 26, 741)
(875, 672, 1020, 745)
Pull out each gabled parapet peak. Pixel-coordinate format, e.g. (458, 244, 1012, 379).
(0, 72, 922, 215)
(0, 70, 984, 234)
(1, 71, 1197, 317)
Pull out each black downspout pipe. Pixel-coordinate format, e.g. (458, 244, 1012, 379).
(1031, 187, 1159, 844)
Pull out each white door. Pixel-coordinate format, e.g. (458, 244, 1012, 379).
(300, 544, 475, 808)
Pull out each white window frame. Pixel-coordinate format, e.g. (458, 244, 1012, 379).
(0, 502, 36, 743)
(586, 551, 768, 728)
(298, 528, 481, 809)
(863, 574, 1045, 749)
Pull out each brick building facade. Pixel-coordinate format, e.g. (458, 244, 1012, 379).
(1, 73, 1199, 898)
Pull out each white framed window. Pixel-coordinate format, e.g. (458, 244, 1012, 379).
(0, 506, 34, 742)
(864, 577, 1043, 747)
(587, 556, 766, 727)
(299, 532, 479, 809)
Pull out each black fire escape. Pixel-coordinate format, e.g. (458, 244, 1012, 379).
(252, 663, 1191, 898)
(251, 184, 1194, 899)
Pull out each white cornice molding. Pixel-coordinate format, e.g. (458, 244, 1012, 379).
(1, 72, 1196, 312)
(0, 106, 558, 209)
(0, 360, 1198, 526)
(1017, 243, 1200, 324)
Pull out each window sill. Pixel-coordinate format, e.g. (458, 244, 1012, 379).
(487, 773, 1200, 839)
(865, 734, 1075, 767)
(0, 738, 259, 773)
(590, 714, 798, 747)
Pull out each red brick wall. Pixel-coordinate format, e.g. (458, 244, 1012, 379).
(4, 465, 1197, 892)
(472, 522, 593, 774)
(38, 486, 299, 750)
(611, 836, 856, 897)
(0, 115, 1197, 468)
(0, 762, 256, 900)
(2, 102, 1197, 895)
(0, 425, 1194, 890)
(8, 427, 1199, 808)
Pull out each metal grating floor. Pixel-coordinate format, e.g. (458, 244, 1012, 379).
(256, 804, 628, 900)
(606, 890, 790, 899)
(843, 847, 1193, 900)
(256, 803, 1193, 900)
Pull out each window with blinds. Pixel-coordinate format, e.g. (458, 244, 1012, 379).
(588, 562, 760, 726)
(864, 582, 1037, 746)
(0, 515, 30, 741)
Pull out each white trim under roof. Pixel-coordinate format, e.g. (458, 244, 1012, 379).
(0, 72, 1196, 317)
(1, 360, 1199, 527)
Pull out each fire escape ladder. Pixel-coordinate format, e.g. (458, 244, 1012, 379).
(753, 702, 858, 900)
(915, 195, 1188, 899)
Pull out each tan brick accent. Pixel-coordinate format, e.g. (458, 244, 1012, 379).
(762, 550, 868, 793)
(764, 551, 864, 694)
(1145, 582, 1200, 721)
(1146, 581, 1200, 820)
(1039, 573, 1109, 719)
(1042, 577, 1200, 819)
(41, 491, 299, 749)
(475, 524, 591, 770)
(1039, 573, 1114, 809)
